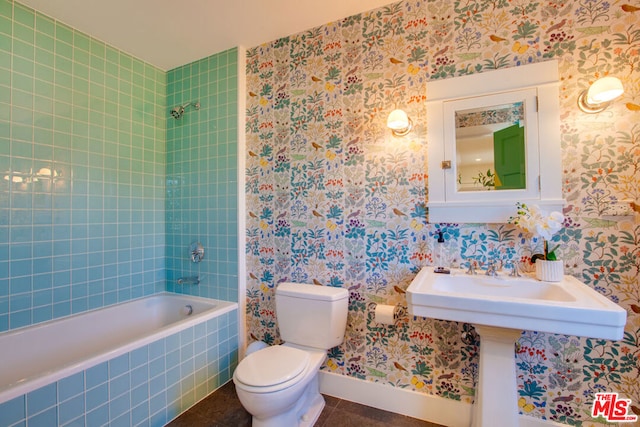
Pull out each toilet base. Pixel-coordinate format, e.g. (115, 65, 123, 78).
(252, 393, 325, 427)
(299, 393, 325, 427)
(250, 375, 325, 427)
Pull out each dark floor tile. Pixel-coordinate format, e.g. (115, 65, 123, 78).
(333, 399, 438, 426)
(167, 409, 219, 427)
(319, 407, 390, 427)
(315, 399, 336, 426)
(330, 399, 440, 427)
(167, 382, 251, 427)
(322, 394, 341, 409)
(167, 381, 443, 427)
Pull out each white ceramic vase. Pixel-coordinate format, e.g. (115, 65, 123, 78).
(535, 260, 564, 282)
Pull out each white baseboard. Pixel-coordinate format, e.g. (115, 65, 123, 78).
(318, 371, 569, 427)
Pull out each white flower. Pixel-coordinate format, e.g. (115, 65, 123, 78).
(511, 203, 564, 241)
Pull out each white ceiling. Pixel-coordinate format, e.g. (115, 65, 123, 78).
(18, 0, 397, 71)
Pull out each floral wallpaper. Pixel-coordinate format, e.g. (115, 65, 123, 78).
(244, 1, 640, 425)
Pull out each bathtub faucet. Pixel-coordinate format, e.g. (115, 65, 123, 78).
(177, 276, 200, 285)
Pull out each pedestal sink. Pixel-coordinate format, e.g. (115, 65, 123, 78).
(406, 267, 627, 427)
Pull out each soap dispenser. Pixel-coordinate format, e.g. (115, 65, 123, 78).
(434, 231, 450, 274)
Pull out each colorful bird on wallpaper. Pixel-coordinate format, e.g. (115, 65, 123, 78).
(311, 76, 322, 82)
(621, 4, 640, 12)
(393, 208, 407, 217)
(393, 362, 408, 372)
(346, 137, 360, 147)
(489, 35, 507, 42)
(345, 66, 358, 76)
(312, 279, 323, 286)
(390, 57, 404, 64)
(627, 102, 640, 111)
(433, 46, 448, 57)
(312, 142, 322, 150)
(546, 19, 567, 33)
(249, 272, 258, 280)
(553, 395, 574, 403)
(393, 285, 406, 294)
(312, 210, 324, 218)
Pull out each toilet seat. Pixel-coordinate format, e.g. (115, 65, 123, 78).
(235, 345, 310, 391)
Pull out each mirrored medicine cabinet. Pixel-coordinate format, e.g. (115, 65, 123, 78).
(426, 60, 565, 223)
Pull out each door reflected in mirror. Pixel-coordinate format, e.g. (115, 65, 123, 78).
(455, 102, 526, 192)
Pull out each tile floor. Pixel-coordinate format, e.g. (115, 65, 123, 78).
(166, 381, 445, 427)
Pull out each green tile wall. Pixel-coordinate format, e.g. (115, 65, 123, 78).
(0, 0, 167, 331)
(165, 49, 239, 302)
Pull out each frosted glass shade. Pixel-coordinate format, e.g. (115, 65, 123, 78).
(587, 76, 624, 104)
(578, 76, 624, 113)
(387, 109, 412, 136)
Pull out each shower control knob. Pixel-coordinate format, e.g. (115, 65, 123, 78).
(190, 242, 205, 263)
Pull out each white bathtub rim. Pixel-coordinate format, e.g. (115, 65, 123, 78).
(0, 292, 237, 404)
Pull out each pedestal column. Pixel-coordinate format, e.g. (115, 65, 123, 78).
(471, 325, 522, 427)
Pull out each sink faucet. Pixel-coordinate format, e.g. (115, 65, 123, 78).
(465, 260, 478, 275)
(508, 260, 522, 277)
(485, 260, 500, 277)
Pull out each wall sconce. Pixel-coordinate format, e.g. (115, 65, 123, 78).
(577, 76, 624, 113)
(387, 109, 413, 136)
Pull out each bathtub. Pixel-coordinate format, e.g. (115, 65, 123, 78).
(0, 292, 238, 427)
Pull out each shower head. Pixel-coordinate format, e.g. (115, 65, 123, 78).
(170, 101, 200, 119)
(170, 106, 184, 119)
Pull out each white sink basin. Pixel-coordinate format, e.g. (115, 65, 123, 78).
(406, 267, 626, 340)
(407, 267, 628, 427)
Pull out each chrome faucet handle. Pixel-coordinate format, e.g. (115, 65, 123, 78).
(485, 260, 498, 277)
(509, 260, 522, 277)
(466, 261, 477, 275)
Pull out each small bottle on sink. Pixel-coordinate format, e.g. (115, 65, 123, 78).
(434, 231, 450, 274)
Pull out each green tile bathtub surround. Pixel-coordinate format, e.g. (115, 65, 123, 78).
(2, 1, 167, 331)
(5, 310, 238, 426)
(165, 48, 238, 302)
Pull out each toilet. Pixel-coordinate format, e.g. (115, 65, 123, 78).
(233, 282, 349, 427)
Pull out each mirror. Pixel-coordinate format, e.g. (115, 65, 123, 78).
(426, 60, 564, 223)
(455, 101, 525, 191)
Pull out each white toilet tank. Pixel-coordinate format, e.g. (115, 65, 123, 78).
(276, 283, 349, 350)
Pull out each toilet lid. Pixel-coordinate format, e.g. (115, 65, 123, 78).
(235, 345, 310, 387)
